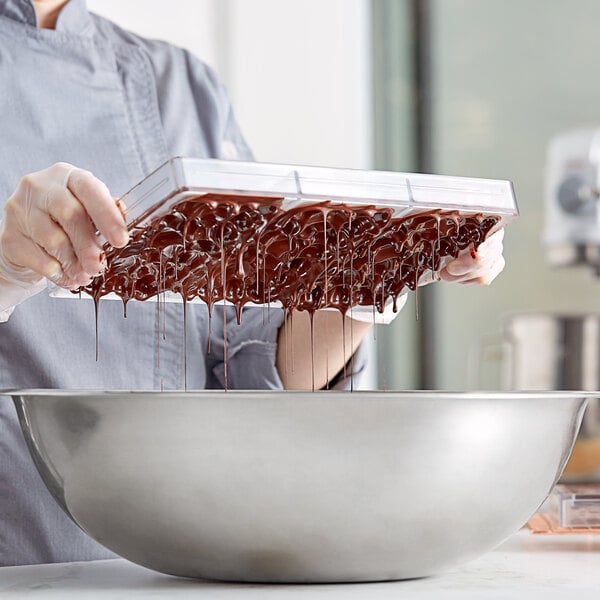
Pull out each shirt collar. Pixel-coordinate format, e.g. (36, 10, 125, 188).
(0, 0, 93, 36)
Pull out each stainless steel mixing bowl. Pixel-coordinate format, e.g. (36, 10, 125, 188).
(9, 390, 591, 582)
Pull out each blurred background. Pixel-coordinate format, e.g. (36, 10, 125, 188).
(87, 0, 600, 391)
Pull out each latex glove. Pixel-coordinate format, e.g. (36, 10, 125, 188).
(0, 163, 129, 315)
(0, 239, 47, 320)
(348, 228, 505, 324)
(438, 228, 505, 285)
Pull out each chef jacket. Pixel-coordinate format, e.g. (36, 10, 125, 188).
(0, 0, 366, 566)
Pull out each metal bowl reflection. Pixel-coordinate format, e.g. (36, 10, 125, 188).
(9, 390, 590, 582)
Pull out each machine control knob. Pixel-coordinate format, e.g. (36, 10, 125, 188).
(558, 174, 599, 215)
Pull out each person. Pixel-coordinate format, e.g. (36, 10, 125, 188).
(0, 0, 505, 567)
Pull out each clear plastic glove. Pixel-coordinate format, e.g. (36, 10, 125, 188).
(348, 228, 505, 324)
(0, 163, 129, 315)
(438, 228, 505, 285)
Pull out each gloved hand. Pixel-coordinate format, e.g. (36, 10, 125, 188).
(438, 228, 505, 285)
(0, 163, 129, 314)
(349, 228, 505, 324)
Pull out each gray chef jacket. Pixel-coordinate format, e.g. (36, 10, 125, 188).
(0, 0, 366, 566)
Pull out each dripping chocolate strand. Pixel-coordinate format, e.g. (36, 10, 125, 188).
(309, 311, 315, 392)
(341, 311, 347, 381)
(156, 292, 161, 369)
(182, 295, 188, 391)
(94, 296, 99, 362)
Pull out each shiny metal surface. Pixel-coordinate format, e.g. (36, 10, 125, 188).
(506, 314, 600, 405)
(504, 314, 600, 481)
(9, 390, 591, 582)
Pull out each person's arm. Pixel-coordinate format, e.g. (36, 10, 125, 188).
(277, 310, 372, 390)
(0, 163, 129, 320)
(277, 228, 506, 390)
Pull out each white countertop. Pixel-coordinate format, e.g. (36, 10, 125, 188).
(1, 530, 599, 599)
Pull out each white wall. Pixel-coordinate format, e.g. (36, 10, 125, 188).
(225, 0, 372, 168)
(87, 0, 377, 387)
(87, 0, 372, 168)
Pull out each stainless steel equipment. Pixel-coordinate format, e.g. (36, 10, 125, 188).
(533, 127, 600, 480)
(9, 389, 590, 582)
(544, 128, 600, 273)
(502, 313, 600, 482)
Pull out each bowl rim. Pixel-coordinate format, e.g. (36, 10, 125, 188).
(4, 389, 599, 401)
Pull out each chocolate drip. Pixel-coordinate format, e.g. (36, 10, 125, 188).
(79, 194, 500, 389)
(80, 194, 501, 319)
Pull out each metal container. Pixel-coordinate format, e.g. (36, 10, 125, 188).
(503, 313, 600, 482)
(9, 390, 590, 582)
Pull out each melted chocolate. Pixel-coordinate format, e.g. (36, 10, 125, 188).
(80, 193, 501, 319)
(79, 194, 500, 389)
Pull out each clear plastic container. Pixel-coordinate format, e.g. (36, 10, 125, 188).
(49, 157, 519, 306)
(555, 484, 600, 528)
(119, 157, 518, 235)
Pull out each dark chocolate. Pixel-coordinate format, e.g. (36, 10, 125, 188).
(79, 194, 501, 321)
